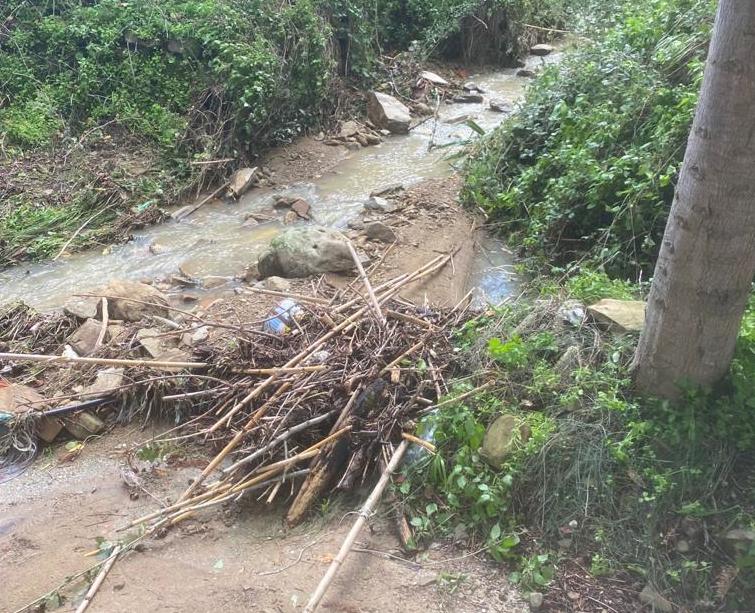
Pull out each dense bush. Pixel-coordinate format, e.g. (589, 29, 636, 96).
(463, 0, 715, 279)
(401, 277, 755, 608)
(0, 0, 334, 155)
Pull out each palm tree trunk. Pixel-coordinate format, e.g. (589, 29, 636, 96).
(633, 0, 755, 398)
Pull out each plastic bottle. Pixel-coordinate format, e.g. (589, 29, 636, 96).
(263, 299, 302, 334)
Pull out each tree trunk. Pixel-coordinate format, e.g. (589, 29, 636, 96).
(633, 0, 755, 398)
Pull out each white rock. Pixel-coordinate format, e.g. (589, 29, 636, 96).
(419, 70, 449, 86)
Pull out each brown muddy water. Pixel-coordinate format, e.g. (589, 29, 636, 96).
(0, 52, 561, 311)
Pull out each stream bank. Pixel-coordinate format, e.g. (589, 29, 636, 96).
(0, 48, 562, 313)
(1, 47, 564, 613)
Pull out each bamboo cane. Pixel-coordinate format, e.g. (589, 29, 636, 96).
(0, 352, 206, 370)
(74, 545, 122, 613)
(303, 440, 410, 612)
(345, 240, 385, 325)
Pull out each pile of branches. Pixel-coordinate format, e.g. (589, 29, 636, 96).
(132, 253, 474, 531)
(0, 252, 477, 532)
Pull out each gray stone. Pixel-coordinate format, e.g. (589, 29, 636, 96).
(364, 196, 397, 213)
(529, 592, 544, 610)
(517, 69, 536, 78)
(364, 222, 397, 243)
(676, 539, 691, 553)
(420, 70, 449, 86)
(257, 226, 354, 279)
(347, 219, 365, 230)
(191, 326, 210, 345)
(639, 585, 674, 613)
(367, 92, 411, 134)
(103, 280, 170, 322)
(107, 324, 127, 343)
(339, 120, 361, 139)
(453, 93, 484, 104)
(228, 167, 258, 198)
(290, 198, 311, 219)
(149, 241, 168, 255)
(559, 300, 586, 326)
(530, 43, 554, 56)
(202, 276, 229, 289)
(63, 296, 100, 321)
(369, 184, 404, 198)
(481, 414, 520, 468)
(263, 276, 291, 292)
(136, 328, 164, 358)
(84, 368, 124, 397)
(65, 411, 105, 439)
(489, 99, 512, 113)
(68, 319, 102, 356)
(463, 82, 485, 93)
(588, 299, 646, 332)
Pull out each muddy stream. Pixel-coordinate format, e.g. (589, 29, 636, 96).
(0, 53, 559, 311)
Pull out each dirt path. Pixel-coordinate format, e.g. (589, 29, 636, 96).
(1, 427, 525, 612)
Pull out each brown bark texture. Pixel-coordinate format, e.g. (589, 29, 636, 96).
(634, 0, 755, 397)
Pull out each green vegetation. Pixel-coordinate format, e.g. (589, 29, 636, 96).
(464, 0, 715, 278)
(0, 0, 565, 266)
(401, 275, 755, 608)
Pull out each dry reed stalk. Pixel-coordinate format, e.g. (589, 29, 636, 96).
(0, 352, 206, 370)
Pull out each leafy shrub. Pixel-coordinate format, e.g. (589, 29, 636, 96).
(0, 0, 333, 154)
(404, 289, 755, 607)
(399, 387, 553, 559)
(463, 0, 715, 278)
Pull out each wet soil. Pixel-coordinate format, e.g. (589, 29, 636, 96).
(1, 427, 527, 612)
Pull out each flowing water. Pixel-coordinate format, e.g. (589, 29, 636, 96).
(0, 52, 560, 310)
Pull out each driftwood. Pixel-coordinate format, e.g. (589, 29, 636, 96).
(345, 239, 385, 325)
(172, 181, 229, 221)
(0, 352, 206, 370)
(0, 252, 478, 548)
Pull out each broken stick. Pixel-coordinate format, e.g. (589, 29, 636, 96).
(345, 240, 386, 325)
(0, 352, 206, 371)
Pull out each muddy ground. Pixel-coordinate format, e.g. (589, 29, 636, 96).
(0, 147, 508, 612)
(1, 426, 527, 613)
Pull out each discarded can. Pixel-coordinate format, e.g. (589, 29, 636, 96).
(263, 299, 302, 334)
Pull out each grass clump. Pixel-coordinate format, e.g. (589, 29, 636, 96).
(400, 274, 755, 609)
(463, 0, 715, 279)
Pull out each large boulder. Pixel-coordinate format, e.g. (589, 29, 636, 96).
(367, 92, 411, 134)
(257, 226, 355, 279)
(102, 279, 170, 322)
